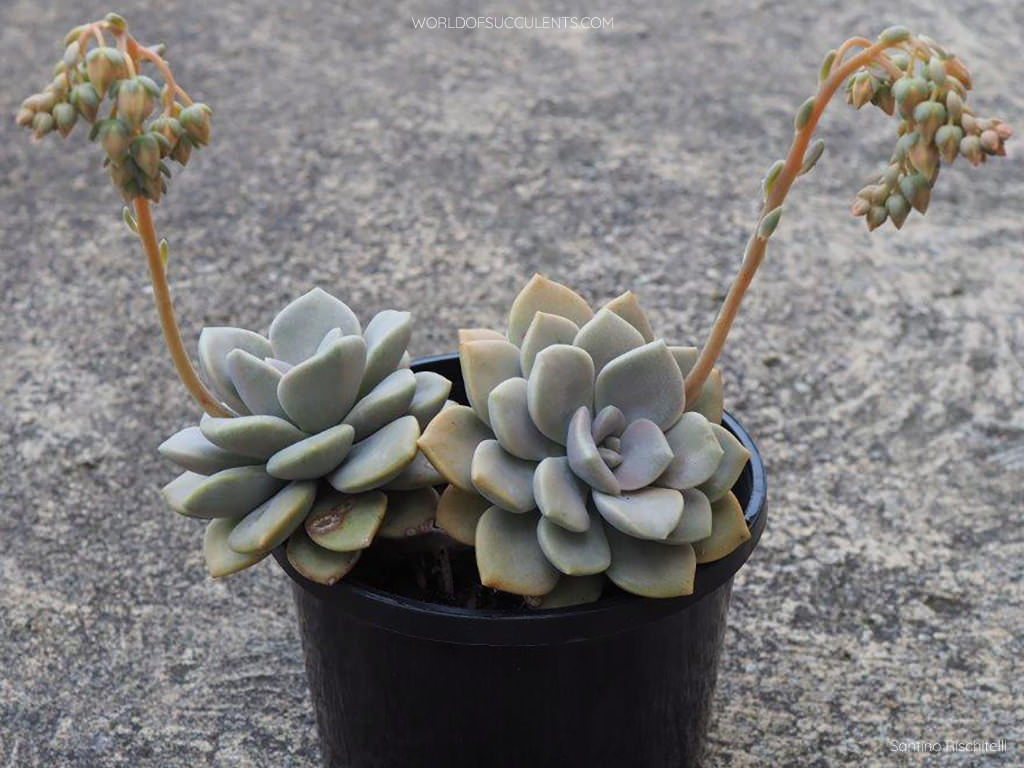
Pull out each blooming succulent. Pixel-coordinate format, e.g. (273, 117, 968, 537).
(420, 276, 752, 604)
(159, 288, 452, 584)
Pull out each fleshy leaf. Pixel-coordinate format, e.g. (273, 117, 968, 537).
(599, 448, 622, 467)
(688, 369, 724, 424)
(537, 515, 610, 576)
(664, 488, 713, 544)
(408, 371, 452, 430)
(328, 415, 420, 493)
(488, 377, 562, 461)
(507, 274, 593, 347)
(382, 450, 444, 490)
(197, 327, 272, 414)
(592, 486, 683, 540)
(226, 349, 288, 418)
(436, 485, 490, 545)
(286, 527, 361, 585)
(200, 414, 308, 459)
(658, 412, 725, 490)
(417, 404, 492, 492)
(227, 480, 317, 554)
(573, 309, 646, 373)
(158, 426, 258, 475)
(458, 328, 505, 345)
(204, 518, 267, 578)
(566, 406, 619, 495)
(530, 574, 605, 609)
(266, 423, 355, 480)
(305, 490, 387, 551)
(527, 344, 595, 444)
(613, 418, 674, 491)
(520, 312, 580, 378)
(269, 287, 361, 364)
(359, 310, 412, 396)
(162, 467, 284, 519)
(591, 405, 625, 444)
(697, 424, 750, 502)
(604, 291, 655, 342)
(595, 340, 685, 431)
(344, 368, 417, 440)
(692, 491, 750, 563)
(533, 456, 591, 533)
(378, 487, 438, 538)
(605, 525, 696, 598)
(278, 335, 367, 434)
(461, 339, 521, 427)
(471, 439, 538, 513)
(476, 507, 559, 596)
(669, 346, 699, 376)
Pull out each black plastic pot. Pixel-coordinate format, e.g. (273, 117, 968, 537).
(274, 353, 767, 768)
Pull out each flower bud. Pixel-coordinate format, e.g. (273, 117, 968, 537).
(149, 115, 183, 152)
(899, 172, 931, 214)
(63, 41, 80, 69)
(178, 103, 212, 144)
(851, 73, 875, 109)
(15, 107, 35, 127)
(913, 101, 946, 144)
(85, 46, 128, 98)
(104, 12, 128, 32)
(98, 118, 132, 161)
(885, 193, 910, 229)
(882, 164, 900, 187)
(170, 136, 192, 166)
(63, 24, 86, 46)
(960, 113, 978, 134)
(926, 57, 946, 85)
(52, 102, 77, 137)
(935, 125, 963, 164)
(851, 197, 871, 217)
(109, 160, 133, 189)
(944, 56, 972, 90)
(872, 83, 895, 116)
(908, 140, 938, 178)
(131, 133, 161, 179)
(979, 129, 1003, 155)
(945, 91, 963, 125)
(116, 77, 155, 129)
(959, 135, 984, 167)
(31, 112, 54, 139)
(869, 184, 889, 206)
(993, 120, 1012, 141)
(70, 83, 100, 123)
(893, 76, 929, 119)
(866, 205, 888, 231)
(33, 92, 57, 114)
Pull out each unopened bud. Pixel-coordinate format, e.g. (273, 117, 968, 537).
(913, 101, 946, 144)
(62, 41, 81, 69)
(98, 118, 132, 161)
(150, 115, 182, 152)
(926, 57, 946, 85)
(851, 73, 875, 109)
(104, 12, 128, 32)
(758, 206, 784, 240)
(960, 113, 979, 135)
(866, 205, 888, 231)
(945, 91, 963, 125)
(31, 112, 54, 139)
(47, 76, 70, 101)
(116, 77, 155, 129)
(70, 83, 100, 123)
(52, 102, 77, 137)
(800, 139, 825, 174)
(959, 135, 984, 166)
(85, 46, 128, 98)
(879, 26, 911, 44)
(944, 56, 972, 90)
(935, 125, 963, 164)
(885, 193, 910, 229)
(893, 76, 929, 119)
(179, 103, 212, 145)
(170, 136, 192, 166)
(909, 140, 938, 178)
(820, 49, 836, 82)
(15, 107, 34, 127)
(851, 197, 871, 217)
(131, 133, 162, 179)
(979, 129, 1002, 155)
(794, 97, 815, 131)
(899, 172, 931, 214)
(872, 83, 895, 116)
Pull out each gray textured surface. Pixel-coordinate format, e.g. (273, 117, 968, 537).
(1, 1, 1022, 766)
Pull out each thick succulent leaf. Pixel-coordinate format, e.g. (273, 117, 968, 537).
(269, 287, 361, 364)
(158, 426, 258, 475)
(527, 344, 595, 444)
(591, 405, 625, 444)
(328, 415, 420, 494)
(566, 406, 619, 495)
(204, 518, 267, 578)
(201, 414, 308, 460)
(378, 487, 438, 538)
(197, 327, 272, 414)
(688, 369, 724, 424)
(162, 467, 284, 519)
(573, 309, 646, 373)
(595, 340, 685, 431)
(533, 456, 590, 533)
(461, 339, 521, 427)
(227, 480, 317, 554)
(398, 351, 412, 369)
(359, 310, 413, 396)
(531, 575, 605, 609)
(458, 328, 505, 345)
(475, 508, 559, 596)
(435, 485, 490, 545)
(344, 369, 417, 441)
(658, 412, 725, 490)
(603, 291, 655, 342)
(599, 448, 622, 467)
(697, 424, 750, 502)
(507, 274, 593, 347)
(664, 488, 713, 544)
(520, 312, 580, 378)
(537, 515, 611, 576)
(471, 439, 537, 513)
(613, 418, 674, 491)
(417, 404, 492, 492)
(408, 371, 452, 430)
(264, 357, 293, 374)
(278, 335, 367, 434)
(693, 491, 750, 563)
(305, 490, 387, 551)
(669, 346, 699, 376)
(592, 487, 683, 540)
(488, 377, 562, 461)
(286, 527, 361, 585)
(265, 423, 355, 480)
(226, 349, 288, 418)
(382, 450, 444, 490)
(605, 526, 696, 598)
(604, 436, 621, 452)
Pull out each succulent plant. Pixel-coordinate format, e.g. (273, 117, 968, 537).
(420, 275, 752, 604)
(160, 288, 452, 584)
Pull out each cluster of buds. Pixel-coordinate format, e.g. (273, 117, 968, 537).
(844, 33, 1010, 230)
(14, 13, 212, 204)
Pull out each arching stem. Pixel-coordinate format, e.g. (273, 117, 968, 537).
(684, 37, 905, 403)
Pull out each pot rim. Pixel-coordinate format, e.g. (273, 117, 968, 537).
(272, 353, 767, 646)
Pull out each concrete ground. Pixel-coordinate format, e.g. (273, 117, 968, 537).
(1, 1, 1021, 765)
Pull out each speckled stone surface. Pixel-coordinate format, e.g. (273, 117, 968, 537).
(1, 1, 1021, 766)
